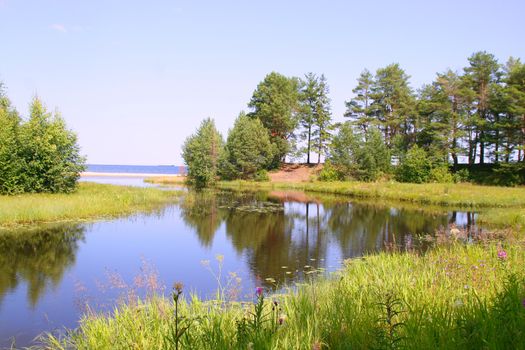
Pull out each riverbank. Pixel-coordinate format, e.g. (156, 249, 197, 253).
(0, 182, 180, 228)
(41, 242, 525, 349)
(218, 181, 525, 229)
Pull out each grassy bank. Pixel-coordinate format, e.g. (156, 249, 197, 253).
(42, 242, 525, 349)
(144, 176, 187, 185)
(218, 181, 525, 229)
(218, 181, 525, 208)
(0, 182, 180, 228)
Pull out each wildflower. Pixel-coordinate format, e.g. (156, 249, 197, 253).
(522, 299, 525, 308)
(173, 282, 184, 296)
(278, 314, 286, 325)
(497, 250, 507, 260)
(256, 287, 263, 297)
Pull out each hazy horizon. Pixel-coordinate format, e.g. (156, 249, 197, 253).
(2, 0, 524, 165)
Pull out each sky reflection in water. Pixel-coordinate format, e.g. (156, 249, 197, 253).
(0, 179, 475, 347)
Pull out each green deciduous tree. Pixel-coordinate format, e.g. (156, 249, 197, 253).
(219, 112, 274, 180)
(248, 72, 300, 167)
(182, 118, 224, 188)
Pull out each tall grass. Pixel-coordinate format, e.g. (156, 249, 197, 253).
(219, 181, 525, 208)
(0, 182, 180, 228)
(144, 176, 187, 185)
(41, 242, 525, 349)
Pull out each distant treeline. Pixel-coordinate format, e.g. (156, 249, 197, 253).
(183, 51, 525, 187)
(0, 84, 85, 194)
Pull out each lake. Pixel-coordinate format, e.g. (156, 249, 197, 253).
(0, 178, 476, 348)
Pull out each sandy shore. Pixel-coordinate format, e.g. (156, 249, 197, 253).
(81, 172, 183, 178)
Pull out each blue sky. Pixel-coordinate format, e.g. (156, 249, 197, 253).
(1, 0, 524, 165)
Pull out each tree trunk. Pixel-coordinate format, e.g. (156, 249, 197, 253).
(307, 124, 311, 164)
(479, 130, 485, 165)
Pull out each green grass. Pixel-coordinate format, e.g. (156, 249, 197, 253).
(143, 176, 187, 185)
(41, 242, 525, 350)
(219, 181, 525, 229)
(0, 182, 180, 228)
(218, 180, 525, 208)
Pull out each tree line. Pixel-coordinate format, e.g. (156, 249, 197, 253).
(183, 51, 525, 187)
(0, 84, 85, 194)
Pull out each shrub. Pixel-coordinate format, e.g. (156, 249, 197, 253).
(253, 169, 270, 182)
(0, 94, 85, 194)
(395, 145, 432, 183)
(429, 165, 454, 183)
(318, 161, 340, 181)
(182, 118, 224, 188)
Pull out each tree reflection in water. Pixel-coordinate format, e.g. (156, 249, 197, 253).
(179, 190, 457, 288)
(0, 224, 86, 308)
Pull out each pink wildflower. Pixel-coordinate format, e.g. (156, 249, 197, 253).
(497, 250, 507, 260)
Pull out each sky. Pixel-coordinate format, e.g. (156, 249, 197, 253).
(1, 0, 524, 165)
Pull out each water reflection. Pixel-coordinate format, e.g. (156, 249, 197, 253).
(179, 190, 459, 287)
(0, 189, 475, 347)
(0, 224, 85, 309)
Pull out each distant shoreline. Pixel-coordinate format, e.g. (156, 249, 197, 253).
(81, 172, 182, 178)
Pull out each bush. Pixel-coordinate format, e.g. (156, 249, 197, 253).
(182, 118, 224, 188)
(318, 161, 340, 181)
(253, 169, 270, 182)
(395, 145, 432, 183)
(453, 168, 470, 183)
(429, 165, 454, 183)
(0, 95, 85, 194)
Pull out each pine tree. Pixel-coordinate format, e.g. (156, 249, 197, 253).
(370, 64, 416, 149)
(463, 51, 501, 164)
(344, 69, 375, 134)
(298, 73, 332, 164)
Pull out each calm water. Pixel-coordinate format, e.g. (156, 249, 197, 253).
(0, 178, 476, 348)
(86, 164, 186, 174)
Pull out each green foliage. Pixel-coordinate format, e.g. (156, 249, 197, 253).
(298, 73, 332, 164)
(370, 63, 416, 148)
(219, 113, 274, 180)
(395, 145, 433, 183)
(318, 161, 340, 182)
(253, 169, 270, 182)
(429, 165, 454, 183)
(344, 69, 376, 134)
(328, 124, 390, 181)
(41, 243, 525, 350)
(182, 118, 224, 188)
(248, 72, 300, 167)
(0, 93, 85, 194)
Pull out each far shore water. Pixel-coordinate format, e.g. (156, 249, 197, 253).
(81, 171, 183, 178)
